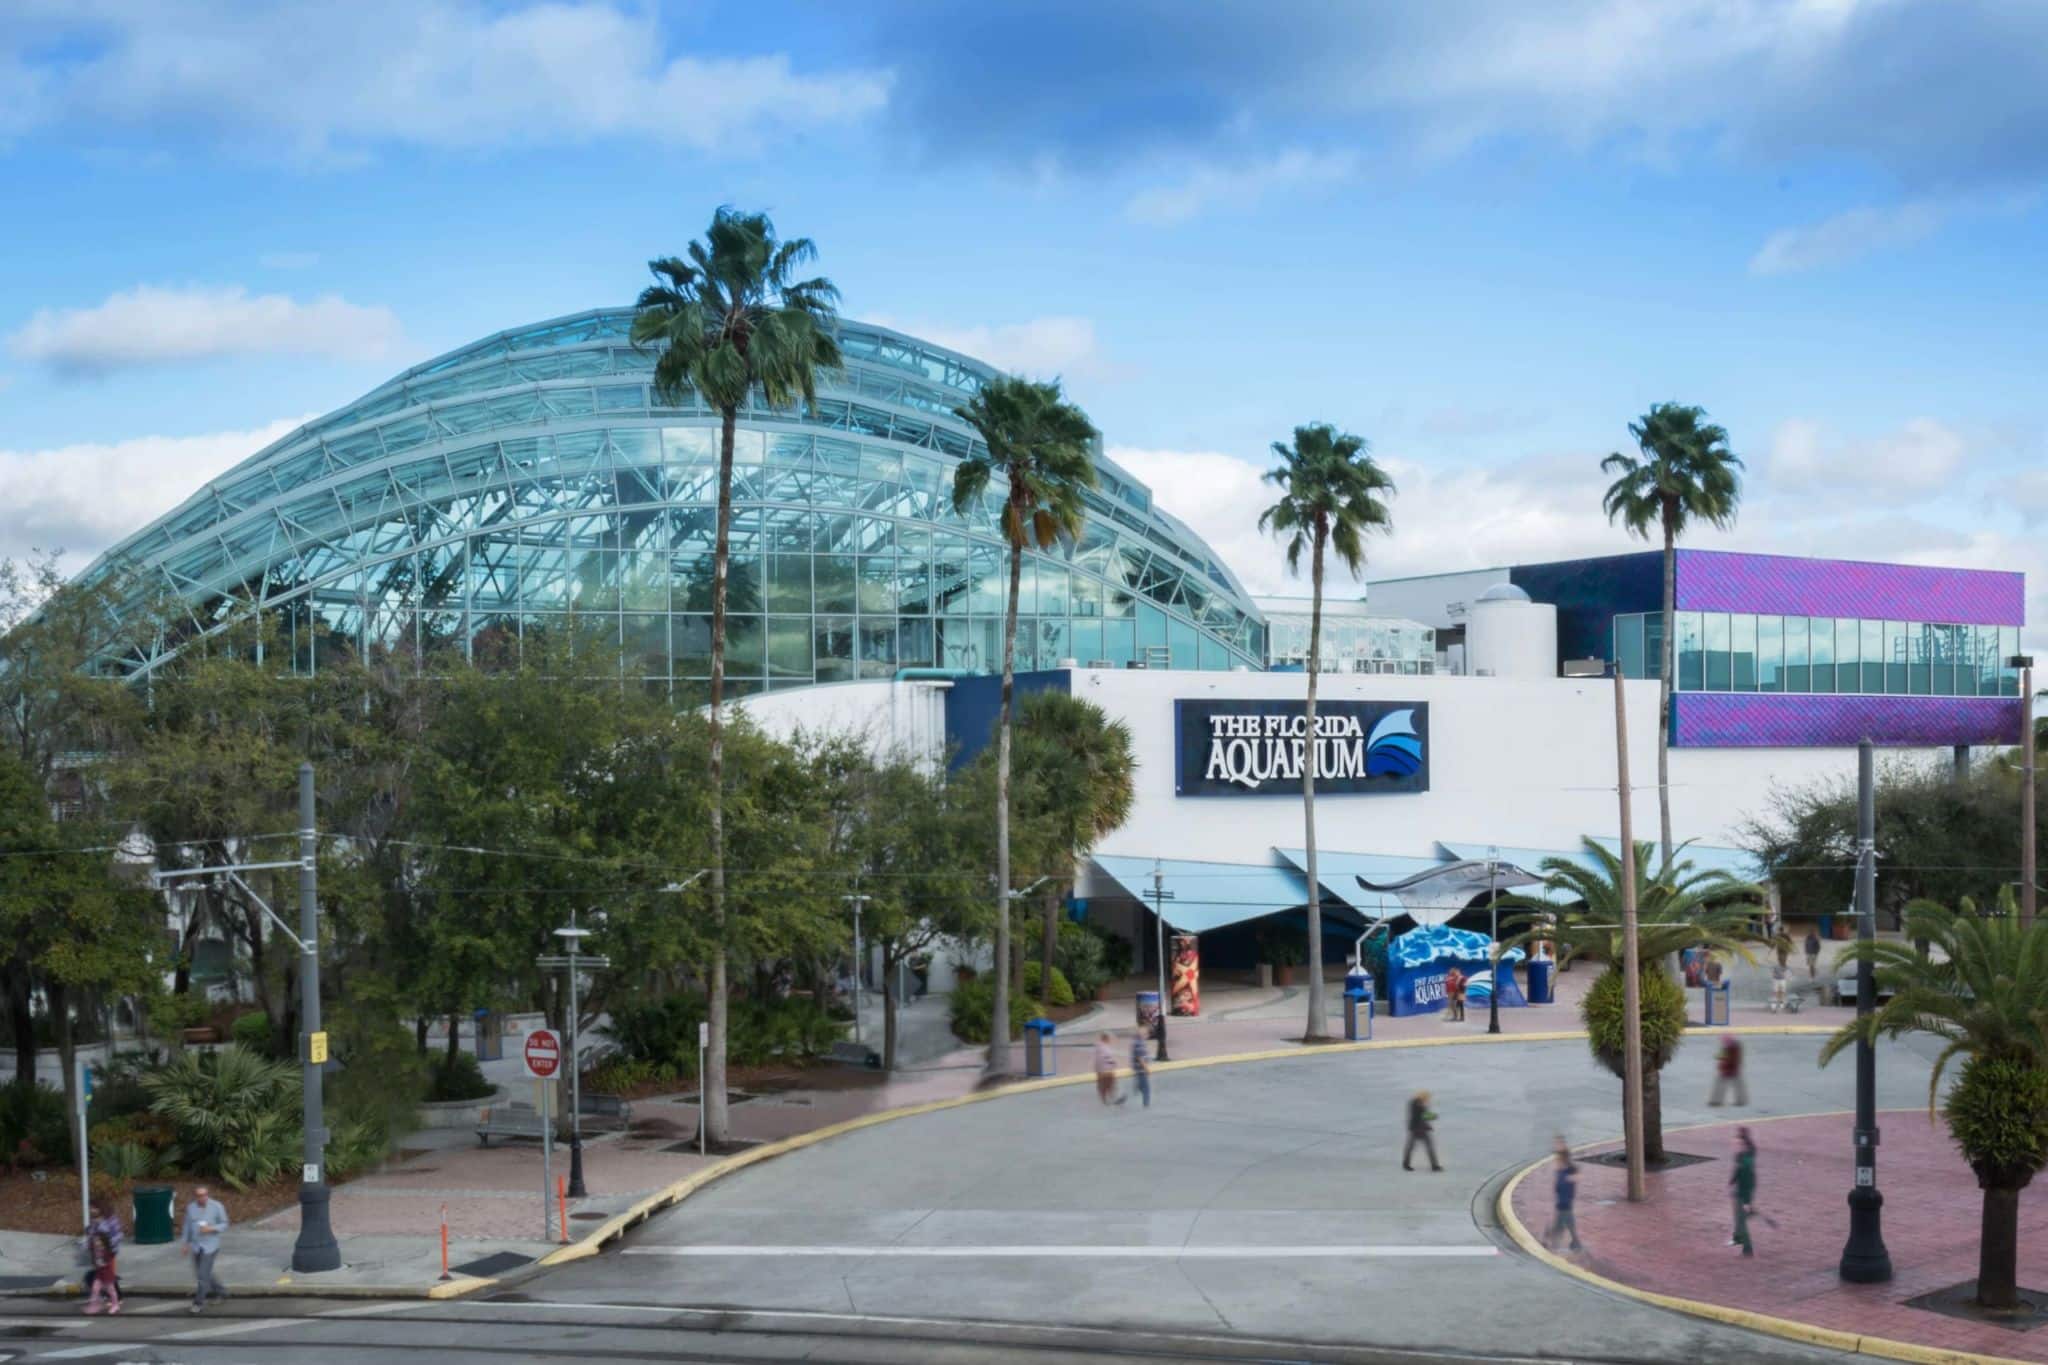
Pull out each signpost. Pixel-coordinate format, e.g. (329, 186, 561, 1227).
(697, 1021, 709, 1157)
(76, 1060, 92, 1231)
(524, 1028, 562, 1239)
(538, 918, 608, 1199)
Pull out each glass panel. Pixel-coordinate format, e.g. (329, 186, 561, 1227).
(1860, 619, 1883, 693)
(814, 555, 856, 614)
(1782, 614, 1807, 692)
(623, 613, 667, 676)
(897, 618, 934, 669)
(1198, 635, 1227, 670)
(767, 616, 812, 680)
(1703, 613, 1730, 690)
(814, 615, 855, 683)
(1070, 620, 1103, 666)
(1035, 618, 1069, 667)
(1730, 613, 1756, 691)
(859, 618, 897, 679)
(1909, 623, 1930, 694)
(1644, 612, 1664, 684)
(1807, 615, 1834, 693)
(673, 614, 711, 676)
(858, 556, 897, 613)
(1977, 625, 2001, 696)
(1885, 621, 1907, 694)
(2003, 627, 2022, 696)
(1756, 615, 1781, 692)
(1675, 611, 1704, 691)
(1102, 617, 1135, 664)
(1169, 618, 1198, 670)
(1930, 623, 1955, 695)
(1614, 614, 1644, 680)
(1833, 618, 1859, 693)
(1037, 565, 1070, 619)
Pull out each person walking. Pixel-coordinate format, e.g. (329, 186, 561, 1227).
(1729, 1127, 1757, 1256)
(181, 1184, 230, 1313)
(1769, 957, 1789, 1012)
(1117, 1031, 1151, 1108)
(81, 1200, 122, 1315)
(1093, 1032, 1118, 1105)
(1444, 967, 1465, 1022)
(1708, 1034, 1747, 1106)
(1403, 1090, 1442, 1172)
(1543, 1138, 1582, 1252)
(1804, 927, 1822, 979)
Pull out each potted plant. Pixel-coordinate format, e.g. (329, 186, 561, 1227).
(1263, 930, 1306, 987)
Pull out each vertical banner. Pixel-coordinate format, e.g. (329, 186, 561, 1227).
(1170, 934, 1200, 1016)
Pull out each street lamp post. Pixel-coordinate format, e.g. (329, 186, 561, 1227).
(2014, 656, 2036, 931)
(538, 912, 609, 1201)
(1839, 738, 1893, 1283)
(842, 892, 871, 1046)
(1486, 848, 1502, 1035)
(1149, 861, 1175, 1062)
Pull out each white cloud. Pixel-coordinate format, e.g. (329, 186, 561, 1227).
(1749, 201, 1947, 275)
(8, 285, 404, 375)
(866, 314, 1113, 381)
(0, 416, 311, 570)
(8, 2, 889, 160)
(1124, 148, 1357, 225)
(1767, 417, 1969, 497)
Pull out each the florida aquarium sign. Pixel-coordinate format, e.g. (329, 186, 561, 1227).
(1174, 699, 1429, 797)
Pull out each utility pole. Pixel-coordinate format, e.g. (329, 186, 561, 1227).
(1150, 861, 1174, 1062)
(538, 913, 608, 1201)
(2017, 656, 2036, 931)
(1485, 848, 1502, 1035)
(1839, 739, 1893, 1282)
(293, 764, 339, 1272)
(1612, 666, 1646, 1203)
(842, 890, 871, 1046)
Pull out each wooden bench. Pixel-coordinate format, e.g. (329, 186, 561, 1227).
(475, 1103, 550, 1147)
(578, 1093, 632, 1130)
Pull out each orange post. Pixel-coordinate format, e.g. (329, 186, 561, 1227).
(438, 1202, 450, 1280)
(556, 1174, 568, 1243)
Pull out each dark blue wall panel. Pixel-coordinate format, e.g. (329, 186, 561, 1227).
(1510, 552, 1663, 667)
(944, 669, 1074, 770)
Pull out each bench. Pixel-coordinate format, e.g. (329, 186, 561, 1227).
(578, 1093, 633, 1130)
(475, 1103, 550, 1147)
(828, 1040, 880, 1069)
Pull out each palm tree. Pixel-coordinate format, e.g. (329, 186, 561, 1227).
(1011, 690, 1137, 1001)
(1258, 424, 1394, 1040)
(951, 377, 1098, 1075)
(1600, 403, 1743, 868)
(1821, 895, 2048, 1310)
(632, 208, 840, 1143)
(1501, 838, 1763, 1161)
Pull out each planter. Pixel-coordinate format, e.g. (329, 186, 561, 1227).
(180, 1027, 219, 1046)
(1093, 985, 1109, 1002)
(416, 1086, 507, 1130)
(1274, 964, 1296, 987)
(1256, 963, 1273, 989)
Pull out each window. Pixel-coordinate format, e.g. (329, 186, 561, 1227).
(2003, 626, 2023, 696)
(1756, 615, 1782, 691)
(1930, 624, 1955, 695)
(1909, 623, 1930, 694)
(1615, 614, 1645, 680)
(1644, 612, 1664, 683)
(1808, 616, 1834, 693)
(1676, 611, 1704, 690)
(1835, 619, 1861, 694)
(1731, 613, 1757, 691)
(1884, 621, 1907, 694)
(1861, 619, 1883, 694)
(1704, 613, 1731, 690)
(1783, 615, 1808, 692)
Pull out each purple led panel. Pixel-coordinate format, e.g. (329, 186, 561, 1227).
(1674, 550, 2024, 625)
(1673, 694, 2023, 748)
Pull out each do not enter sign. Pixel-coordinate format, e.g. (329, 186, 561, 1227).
(522, 1028, 563, 1079)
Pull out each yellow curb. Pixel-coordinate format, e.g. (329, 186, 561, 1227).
(1496, 1134, 2039, 1365)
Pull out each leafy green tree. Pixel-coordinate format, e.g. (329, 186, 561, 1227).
(1821, 896, 2048, 1310)
(1258, 423, 1394, 1040)
(1501, 838, 1763, 1161)
(1600, 404, 1743, 866)
(632, 208, 841, 1141)
(950, 376, 1098, 1074)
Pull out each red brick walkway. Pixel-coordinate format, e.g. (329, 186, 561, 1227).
(1511, 1109, 2048, 1363)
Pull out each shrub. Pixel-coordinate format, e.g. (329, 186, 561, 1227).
(1095, 929, 1134, 982)
(602, 995, 708, 1076)
(1021, 960, 1075, 1007)
(1257, 924, 1306, 967)
(92, 1140, 156, 1181)
(586, 1058, 678, 1095)
(605, 994, 843, 1074)
(142, 1044, 302, 1191)
(426, 1051, 495, 1103)
(0, 1079, 72, 1168)
(949, 977, 1035, 1045)
(324, 1115, 391, 1181)
(1946, 1054, 2048, 1183)
(230, 1012, 275, 1055)
(142, 989, 211, 1038)
(1581, 964, 1688, 1075)
(1056, 924, 1109, 999)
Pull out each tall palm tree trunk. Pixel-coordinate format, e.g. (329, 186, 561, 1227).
(1302, 526, 1328, 1040)
(1977, 1180, 2025, 1309)
(987, 540, 1021, 1075)
(1642, 1064, 1665, 1164)
(703, 404, 737, 1143)
(1657, 520, 1676, 868)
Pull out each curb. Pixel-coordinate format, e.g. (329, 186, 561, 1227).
(1495, 1120, 2037, 1365)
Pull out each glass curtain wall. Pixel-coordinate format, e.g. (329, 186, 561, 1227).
(1614, 612, 2020, 697)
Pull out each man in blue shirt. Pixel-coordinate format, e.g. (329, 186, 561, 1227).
(1543, 1139, 1582, 1252)
(180, 1185, 230, 1313)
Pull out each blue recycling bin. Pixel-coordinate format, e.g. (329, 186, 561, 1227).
(1701, 981, 1731, 1027)
(1343, 985, 1373, 1041)
(1023, 1017, 1057, 1077)
(1526, 959, 1554, 1005)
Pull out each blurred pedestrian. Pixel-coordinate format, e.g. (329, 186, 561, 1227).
(81, 1199, 122, 1315)
(1403, 1090, 1442, 1172)
(1543, 1138, 1582, 1252)
(1729, 1127, 1757, 1257)
(1769, 957, 1789, 1012)
(1445, 967, 1466, 1022)
(1093, 1032, 1117, 1105)
(1804, 927, 1822, 979)
(1708, 1034, 1747, 1106)
(181, 1184, 230, 1313)
(1117, 1031, 1151, 1108)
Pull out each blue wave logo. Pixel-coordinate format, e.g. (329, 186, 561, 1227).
(1365, 708, 1423, 778)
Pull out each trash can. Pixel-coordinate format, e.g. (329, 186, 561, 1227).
(1343, 985, 1373, 1042)
(1526, 958, 1554, 1005)
(133, 1185, 175, 1245)
(1702, 981, 1731, 1027)
(1344, 968, 1371, 998)
(1135, 990, 1161, 1038)
(473, 1008, 503, 1062)
(1023, 1017, 1057, 1077)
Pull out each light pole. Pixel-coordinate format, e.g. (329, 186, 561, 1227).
(1839, 738, 1893, 1282)
(1149, 861, 1175, 1062)
(842, 891, 871, 1046)
(1485, 847, 1503, 1035)
(1611, 664, 1646, 1202)
(2014, 656, 2036, 931)
(538, 912, 609, 1201)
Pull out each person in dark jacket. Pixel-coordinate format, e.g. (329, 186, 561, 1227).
(1403, 1090, 1442, 1171)
(1729, 1127, 1757, 1256)
(1543, 1138, 1582, 1252)
(1804, 928, 1823, 979)
(1708, 1034, 1747, 1106)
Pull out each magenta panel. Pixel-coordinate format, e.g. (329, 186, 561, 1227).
(1674, 550, 2024, 625)
(1673, 694, 2022, 748)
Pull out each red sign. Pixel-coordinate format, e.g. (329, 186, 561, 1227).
(522, 1028, 562, 1079)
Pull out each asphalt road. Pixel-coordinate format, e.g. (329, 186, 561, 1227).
(0, 1032, 1942, 1364)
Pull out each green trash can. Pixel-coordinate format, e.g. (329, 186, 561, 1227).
(133, 1185, 175, 1245)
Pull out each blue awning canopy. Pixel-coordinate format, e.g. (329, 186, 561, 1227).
(1090, 855, 1318, 934)
(1275, 847, 1447, 917)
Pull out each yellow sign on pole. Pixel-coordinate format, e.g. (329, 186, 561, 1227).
(307, 1031, 328, 1065)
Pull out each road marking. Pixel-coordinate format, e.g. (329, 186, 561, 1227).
(621, 1243, 1497, 1258)
(168, 1316, 296, 1341)
(34, 1349, 124, 1362)
(317, 1300, 426, 1317)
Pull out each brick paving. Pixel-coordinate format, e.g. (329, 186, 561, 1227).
(1510, 1108, 2048, 1363)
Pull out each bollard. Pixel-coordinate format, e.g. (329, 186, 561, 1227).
(438, 1202, 450, 1280)
(557, 1174, 569, 1244)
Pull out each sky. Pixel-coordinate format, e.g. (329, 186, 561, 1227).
(2, 0, 2045, 639)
